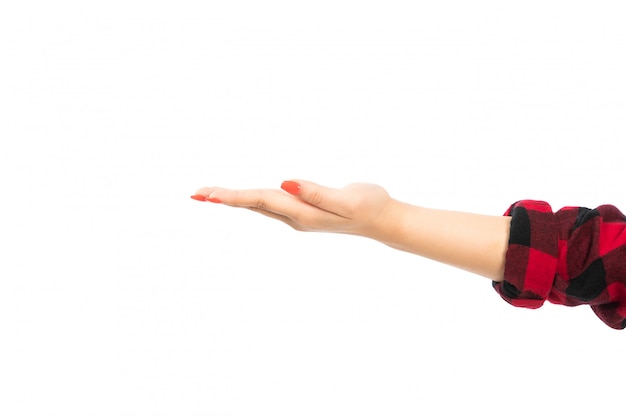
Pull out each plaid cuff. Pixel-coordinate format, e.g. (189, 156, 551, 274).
(493, 200, 559, 309)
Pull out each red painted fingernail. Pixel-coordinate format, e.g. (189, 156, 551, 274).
(206, 197, 222, 203)
(281, 180, 301, 195)
(191, 195, 207, 202)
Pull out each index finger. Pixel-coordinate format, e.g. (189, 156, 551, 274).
(193, 186, 341, 227)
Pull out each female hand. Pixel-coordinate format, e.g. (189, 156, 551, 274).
(192, 179, 512, 280)
(192, 180, 397, 240)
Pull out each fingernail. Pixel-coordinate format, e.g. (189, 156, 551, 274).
(206, 197, 222, 203)
(281, 180, 301, 195)
(191, 195, 207, 202)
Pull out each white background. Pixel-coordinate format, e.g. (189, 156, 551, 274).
(1, 1, 625, 416)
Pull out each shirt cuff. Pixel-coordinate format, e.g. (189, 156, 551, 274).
(492, 200, 559, 309)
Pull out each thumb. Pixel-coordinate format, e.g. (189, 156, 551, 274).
(280, 179, 347, 214)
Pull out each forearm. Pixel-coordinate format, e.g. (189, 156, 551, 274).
(370, 200, 511, 281)
(193, 181, 511, 281)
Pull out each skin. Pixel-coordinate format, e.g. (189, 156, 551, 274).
(193, 180, 512, 282)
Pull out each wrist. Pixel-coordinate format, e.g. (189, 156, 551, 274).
(359, 198, 410, 245)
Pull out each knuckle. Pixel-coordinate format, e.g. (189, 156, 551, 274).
(306, 188, 324, 206)
(255, 190, 268, 210)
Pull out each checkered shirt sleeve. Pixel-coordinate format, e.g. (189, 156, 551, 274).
(493, 200, 626, 330)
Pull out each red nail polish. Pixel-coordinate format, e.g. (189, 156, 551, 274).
(207, 197, 222, 203)
(191, 195, 207, 202)
(281, 180, 301, 195)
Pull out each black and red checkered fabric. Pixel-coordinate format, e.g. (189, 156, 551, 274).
(493, 200, 626, 329)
